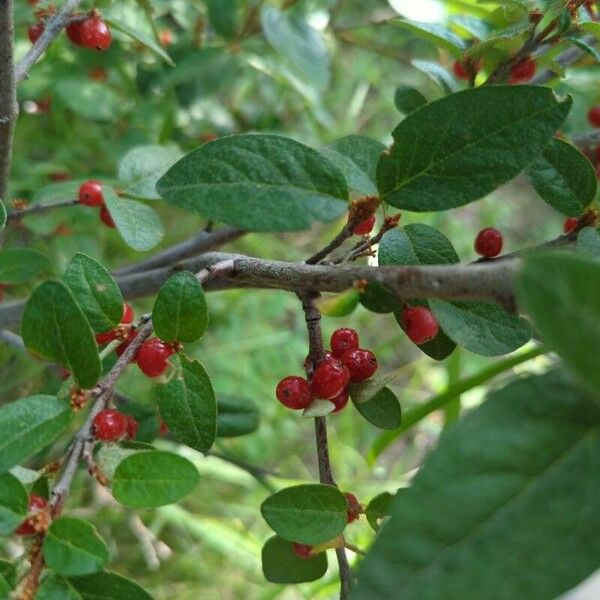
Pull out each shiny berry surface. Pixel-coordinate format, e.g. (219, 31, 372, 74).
(509, 57, 536, 84)
(136, 338, 175, 377)
(345, 492, 361, 523)
(588, 107, 600, 128)
(15, 495, 47, 535)
(100, 206, 115, 228)
(311, 359, 350, 400)
(340, 348, 377, 382)
(330, 388, 349, 413)
(78, 180, 104, 206)
(474, 227, 503, 258)
(276, 376, 313, 410)
(353, 215, 376, 235)
(122, 303, 134, 324)
(93, 409, 128, 441)
(126, 415, 139, 440)
(95, 328, 117, 346)
(330, 328, 359, 358)
(66, 18, 84, 46)
(292, 543, 313, 559)
(28, 22, 44, 44)
(401, 306, 439, 345)
(80, 17, 112, 51)
(563, 217, 578, 233)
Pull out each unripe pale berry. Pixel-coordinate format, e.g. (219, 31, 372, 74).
(276, 376, 313, 410)
(80, 17, 112, 51)
(352, 215, 376, 236)
(292, 542, 313, 559)
(563, 217, 578, 233)
(340, 349, 378, 382)
(79, 180, 104, 206)
(93, 409, 128, 441)
(330, 328, 359, 358)
(474, 227, 503, 258)
(311, 359, 350, 400)
(136, 338, 175, 378)
(15, 495, 47, 535)
(401, 306, 439, 345)
(588, 107, 600, 128)
(509, 57, 536, 84)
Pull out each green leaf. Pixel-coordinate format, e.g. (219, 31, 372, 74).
(0, 473, 27, 534)
(320, 136, 385, 196)
(315, 289, 361, 317)
(262, 535, 328, 584)
(37, 573, 83, 600)
(518, 253, 600, 393)
(103, 188, 164, 252)
(353, 387, 402, 430)
(68, 572, 154, 600)
(391, 19, 466, 57)
(566, 35, 600, 63)
(206, 0, 238, 39)
(44, 517, 110, 576)
(261, 6, 330, 91)
(0, 248, 50, 284)
(360, 282, 403, 314)
(22, 281, 102, 388)
(156, 134, 348, 232)
(0, 574, 11, 598)
(525, 138, 597, 216)
(0, 199, 6, 230)
(394, 86, 428, 115)
(118, 145, 183, 200)
(377, 86, 571, 211)
(104, 18, 174, 65)
(261, 484, 347, 545)
(216, 394, 259, 438)
(112, 450, 200, 509)
(63, 253, 124, 333)
(0, 395, 71, 475)
(153, 272, 208, 343)
(354, 370, 600, 600)
(577, 227, 600, 258)
(0, 559, 16, 588)
(96, 445, 141, 481)
(155, 356, 217, 453)
(366, 491, 395, 531)
(54, 79, 123, 122)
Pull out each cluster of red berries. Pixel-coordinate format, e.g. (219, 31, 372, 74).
(78, 180, 115, 228)
(28, 12, 112, 51)
(93, 408, 138, 442)
(15, 495, 47, 536)
(276, 328, 378, 413)
(453, 56, 536, 84)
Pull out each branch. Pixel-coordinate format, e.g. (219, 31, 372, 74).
(6, 198, 79, 223)
(15, 0, 84, 83)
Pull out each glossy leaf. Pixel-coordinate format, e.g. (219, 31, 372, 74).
(377, 86, 571, 211)
(44, 517, 110, 576)
(262, 535, 328, 584)
(353, 387, 402, 430)
(216, 394, 260, 438)
(105, 18, 174, 65)
(112, 450, 200, 509)
(22, 281, 102, 388)
(68, 572, 154, 600)
(391, 19, 466, 57)
(36, 573, 83, 600)
(0, 248, 50, 284)
(394, 86, 427, 115)
(525, 138, 597, 216)
(261, 484, 347, 545)
(0, 395, 71, 475)
(157, 134, 348, 231)
(206, 0, 238, 39)
(63, 253, 124, 333)
(315, 289, 361, 317)
(366, 491, 395, 531)
(155, 356, 217, 453)
(355, 370, 600, 600)
(0, 473, 27, 534)
(153, 272, 208, 343)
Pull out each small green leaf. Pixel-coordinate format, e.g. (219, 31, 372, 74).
(104, 18, 174, 65)
(103, 188, 164, 252)
(68, 572, 154, 600)
(394, 86, 428, 115)
(577, 227, 600, 258)
(353, 387, 402, 430)
(0, 473, 28, 534)
(22, 281, 102, 388)
(261, 484, 347, 545)
(0, 574, 11, 597)
(0, 199, 6, 229)
(0, 248, 50, 284)
(44, 517, 110, 576)
(0, 395, 71, 475)
(377, 86, 571, 212)
(36, 573, 83, 600)
(156, 134, 348, 232)
(153, 272, 208, 343)
(320, 135, 385, 196)
(96, 445, 141, 481)
(206, 0, 239, 39)
(54, 79, 123, 122)
(566, 35, 600, 63)
(0, 559, 16, 588)
(360, 282, 403, 314)
(155, 356, 217, 453)
(217, 394, 259, 438)
(366, 491, 396, 531)
(262, 535, 328, 584)
(525, 138, 597, 216)
(391, 19, 466, 57)
(315, 289, 361, 317)
(118, 145, 183, 200)
(63, 253, 124, 333)
(112, 450, 200, 509)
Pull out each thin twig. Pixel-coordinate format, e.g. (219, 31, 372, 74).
(306, 224, 354, 265)
(6, 199, 79, 222)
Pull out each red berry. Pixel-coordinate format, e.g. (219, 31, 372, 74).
(159, 419, 169, 435)
(126, 415, 139, 440)
(88, 66, 108, 82)
(401, 306, 439, 345)
(474, 227, 503, 258)
(340, 349, 377, 382)
(330, 388, 349, 413)
(330, 328, 359, 358)
(159, 29, 173, 46)
(28, 22, 44, 44)
(509, 57, 536, 84)
(303, 351, 333, 371)
(276, 376, 313, 410)
(66, 18, 84, 46)
(352, 215, 376, 236)
(15, 495, 47, 535)
(292, 543, 313, 559)
(94, 409, 128, 441)
(80, 17, 112, 51)
(58, 366, 71, 380)
(453, 59, 479, 81)
(588, 107, 600, 128)
(116, 329, 138, 358)
(311, 359, 350, 400)
(345, 492, 361, 524)
(49, 171, 71, 182)
(100, 206, 115, 228)
(136, 338, 175, 378)
(78, 180, 104, 206)
(122, 303, 134, 325)
(95, 329, 117, 346)
(563, 217, 578, 233)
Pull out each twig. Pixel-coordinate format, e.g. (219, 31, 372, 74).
(6, 199, 79, 222)
(306, 224, 354, 265)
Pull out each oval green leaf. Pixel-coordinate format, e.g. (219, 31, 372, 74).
(0, 473, 28, 534)
(217, 394, 259, 438)
(392, 19, 466, 56)
(37, 573, 83, 600)
(262, 535, 328, 584)
(394, 86, 428, 115)
(366, 491, 396, 531)
(353, 387, 402, 430)
(68, 571, 154, 600)
(0, 248, 50, 284)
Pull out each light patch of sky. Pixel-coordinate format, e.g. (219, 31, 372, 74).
(388, 0, 447, 22)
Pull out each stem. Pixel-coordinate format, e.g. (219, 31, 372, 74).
(0, 0, 16, 201)
(306, 223, 354, 265)
(369, 345, 546, 462)
(6, 199, 79, 223)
